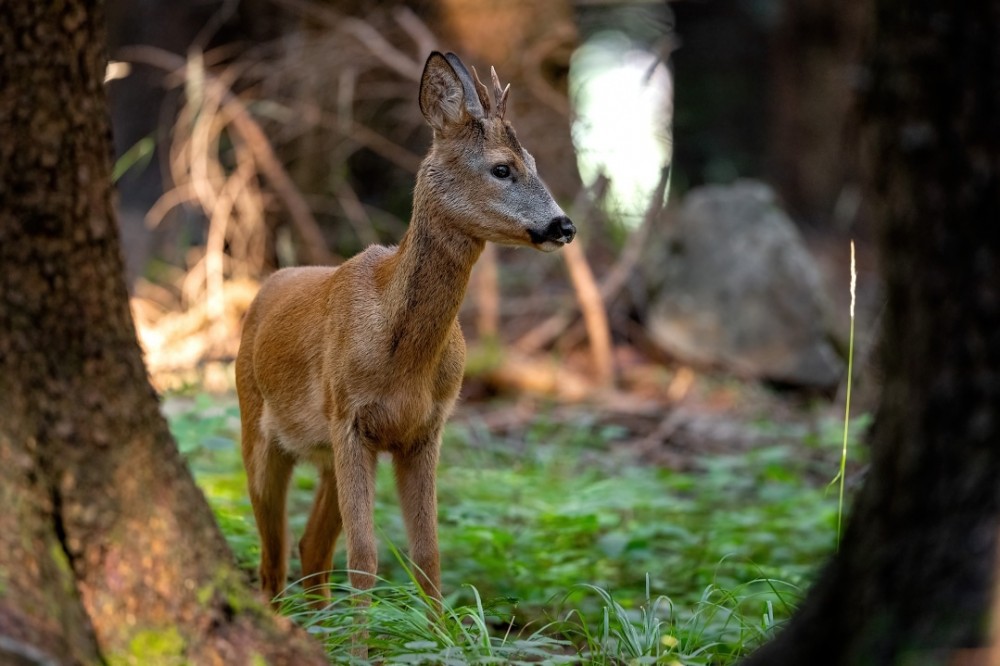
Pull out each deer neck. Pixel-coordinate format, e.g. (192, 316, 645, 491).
(379, 204, 484, 372)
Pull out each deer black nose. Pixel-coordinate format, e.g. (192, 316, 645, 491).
(546, 215, 576, 243)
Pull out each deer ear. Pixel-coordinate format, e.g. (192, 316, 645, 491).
(419, 52, 484, 131)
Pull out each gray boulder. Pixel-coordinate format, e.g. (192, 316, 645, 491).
(646, 180, 844, 389)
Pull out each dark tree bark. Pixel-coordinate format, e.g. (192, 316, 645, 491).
(768, 0, 869, 227)
(0, 3, 325, 664)
(669, 1, 769, 191)
(672, 0, 869, 228)
(743, 1, 1000, 664)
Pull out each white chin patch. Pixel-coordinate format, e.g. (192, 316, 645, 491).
(536, 239, 566, 253)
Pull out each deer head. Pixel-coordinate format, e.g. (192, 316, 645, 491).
(417, 51, 576, 252)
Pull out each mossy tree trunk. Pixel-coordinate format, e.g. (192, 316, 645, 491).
(743, 0, 1000, 663)
(0, 3, 325, 664)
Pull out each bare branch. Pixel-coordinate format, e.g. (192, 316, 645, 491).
(393, 6, 438, 60)
(332, 178, 379, 247)
(117, 45, 333, 266)
(272, 0, 423, 81)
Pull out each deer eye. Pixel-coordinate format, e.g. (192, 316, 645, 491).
(491, 164, 511, 179)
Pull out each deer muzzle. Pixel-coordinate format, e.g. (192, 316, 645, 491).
(529, 215, 576, 247)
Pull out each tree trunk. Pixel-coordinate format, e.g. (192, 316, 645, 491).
(669, 1, 769, 191)
(742, 1, 1000, 664)
(767, 0, 869, 227)
(0, 3, 325, 664)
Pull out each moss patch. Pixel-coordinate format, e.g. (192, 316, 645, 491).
(108, 627, 186, 666)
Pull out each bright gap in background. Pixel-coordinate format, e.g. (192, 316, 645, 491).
(570, 31, 672, 227)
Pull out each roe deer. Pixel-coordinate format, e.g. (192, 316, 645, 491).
(235, 51, 575, 606)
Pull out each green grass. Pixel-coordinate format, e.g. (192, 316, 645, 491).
(833, 240, 859, 546)
(167, 394, 866, 663)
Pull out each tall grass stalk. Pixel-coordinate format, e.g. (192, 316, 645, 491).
(834, 240, 857, 546)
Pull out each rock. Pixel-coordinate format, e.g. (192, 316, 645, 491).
(645, 180, 844, 389)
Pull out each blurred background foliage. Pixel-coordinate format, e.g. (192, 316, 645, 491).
(107, 0, 873, 401)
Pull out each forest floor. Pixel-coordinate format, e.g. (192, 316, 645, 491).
(165, 362, 869, 664)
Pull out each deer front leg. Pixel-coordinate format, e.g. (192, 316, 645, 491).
(333, 423, 378, 659)
(333, 425, 379, 593)
(392, 439, 442, 600)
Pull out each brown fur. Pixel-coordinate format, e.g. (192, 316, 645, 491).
(235, 52, 573, 605)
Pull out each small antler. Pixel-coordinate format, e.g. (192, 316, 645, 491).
(469, 66, 492, 116)
(490, 66, 510, 119)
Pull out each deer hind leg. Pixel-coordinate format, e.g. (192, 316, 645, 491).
(392, 441, 442, 600)
(242, 417, 295, 606)
(299, 464, 342, 605)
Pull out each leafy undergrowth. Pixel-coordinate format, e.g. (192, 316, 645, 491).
(167, 393, 866, 664)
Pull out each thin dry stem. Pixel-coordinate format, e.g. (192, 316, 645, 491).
(562, 240, 615, 388)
